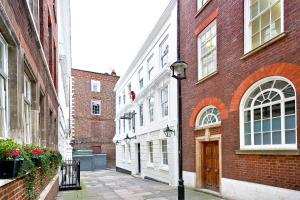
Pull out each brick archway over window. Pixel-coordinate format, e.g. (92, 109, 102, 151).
(189, 97, 228, 128)
(230, 63, 300, 112)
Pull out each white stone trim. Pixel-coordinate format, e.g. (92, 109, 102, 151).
(222, 178, 300, 200)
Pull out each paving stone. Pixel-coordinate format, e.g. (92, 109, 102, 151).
(57, 169, 224, 200)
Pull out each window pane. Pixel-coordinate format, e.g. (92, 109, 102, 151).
(285, 115, 295, 129)
(252, 33, 260, 49)
(251, 1, 259, 19)
(245, 134, 251, 145)
(272, 131, 281, 144)
(252, 18, 260, 34)
(285, 101, 295, 115)
(261, 26, 270, 43)
(244, 122, 251, 133)
(261, 10, 270, 28)
(272, 104, 281, 117)
(263, 132, 271, 144)
(244, 111, 251, 122)
(254, 108, 261, 120)
(274, 80, 288, 90)
(254, 121, 261, 132)
(262, 106, 270, 119)
(285, 130, 296, 144)
(272, 117, 281, 130)
(262, 119, 270, 131)
(260, 0, 270, 12)
(282, 85, 295, 98)
(254, 133, 261, 145)
(271, 2, 281, 21)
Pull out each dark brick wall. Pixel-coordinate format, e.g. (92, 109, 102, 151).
(72, 69, 119, 167)
(180, 0, 300, 190)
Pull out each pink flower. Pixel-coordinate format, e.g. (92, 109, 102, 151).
(31, 149, 45, 155)
(12, 151, 21, 157)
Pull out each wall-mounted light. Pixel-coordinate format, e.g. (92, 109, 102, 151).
(163, 124, 175, 137)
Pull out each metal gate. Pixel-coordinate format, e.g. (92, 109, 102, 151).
(59, 160, 81, 191)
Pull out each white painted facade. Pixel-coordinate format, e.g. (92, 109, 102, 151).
(113, 0, 179, 186)
(57, 0, 72, 160)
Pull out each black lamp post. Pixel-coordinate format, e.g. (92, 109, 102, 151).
(170, 60, 187, 200)
(124, 134, 136, 144)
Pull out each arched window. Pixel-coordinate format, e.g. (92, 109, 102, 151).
(196, 106, 221, 129)
(241, 77, 297, 149)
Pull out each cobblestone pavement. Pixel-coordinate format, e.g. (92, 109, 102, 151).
(56, 169, 223, 200)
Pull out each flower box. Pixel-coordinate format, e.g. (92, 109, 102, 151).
(0, 159, 22, 179)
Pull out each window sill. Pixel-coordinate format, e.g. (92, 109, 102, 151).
(195, 0, 212, 18)
(195, 71, 218, 85)
(147, 163, 154, 168)
(0, 179, 15, 187)
(235, 149, 300, 155)
(241, 32, 286, 60)
(159, 165, 169, 171)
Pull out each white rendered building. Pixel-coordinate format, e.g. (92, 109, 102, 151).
(57, 0, 72, 160)
(113, 0, 179, 186)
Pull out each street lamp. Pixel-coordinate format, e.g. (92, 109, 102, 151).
(124, 134, 136, 144)
(170, 60, 187, 200)
(163, 124, 175, 137)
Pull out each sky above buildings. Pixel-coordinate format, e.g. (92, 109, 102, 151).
(71, 0, 170, 76)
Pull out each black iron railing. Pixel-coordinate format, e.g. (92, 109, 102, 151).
(59, 160, 81, 191)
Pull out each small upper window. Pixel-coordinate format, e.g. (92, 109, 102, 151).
(196, 106, 221, 129)
(91, 80, 101, 92)
(91, 100, 101, 115)
(138, 67, 144, 89)
(241, 77, 297, 149)
(245, 0, 283, 52)
(159, 36, 169, 68)
(197, 0, 209, 10)
(197, 21, 217, 80)
(147, 55, 155, 80)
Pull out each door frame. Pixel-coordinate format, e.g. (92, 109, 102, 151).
(135, 143, 141, 174)
(195, 129, 222, 192)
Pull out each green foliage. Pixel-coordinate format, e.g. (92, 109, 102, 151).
(0, 139, 63, 200)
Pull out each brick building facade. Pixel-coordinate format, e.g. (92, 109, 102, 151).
(179, 0, 300, 199)
(0, 0, 59, 147)
(72, 69, 119, 167)
(0, 0, 60, 199)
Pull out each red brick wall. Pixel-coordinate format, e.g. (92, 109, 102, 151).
(0, 172, 57, 200)
(2, 0, 59, 147)
(180, 0, 300, 190)
(72, 69, 119, 167)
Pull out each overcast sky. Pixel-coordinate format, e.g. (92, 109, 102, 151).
(70, 0, 170, 76)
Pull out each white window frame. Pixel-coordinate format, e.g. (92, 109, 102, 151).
(139, 104, 144, 127)
(0, 34, 8, 138)
(147, 55, 154, 80)
(91, 100, 101, 115)
(239, 76, 297, 150)
(122, 145, 125, 160)
(127, 144, 131, 161)
(197, 0, 209, 10)
(195, 106, 221, 129)
(244, 0, 284, 53)
(161, 86, 169, 118)
(91, 80, 101, 92)
(24, 74, 32, 144)
(138, 67, 144, 89)
(159, 35, 169, 68)
(149, 96, 155, 122)
(197, 20, 217, 80)
(161, 139, 168, 166)
(148, 141, 154, 163)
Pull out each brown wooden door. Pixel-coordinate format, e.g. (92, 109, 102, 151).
(202, 141, 219, 191)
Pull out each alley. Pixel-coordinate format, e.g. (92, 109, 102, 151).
(56, 169, 223, 200)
